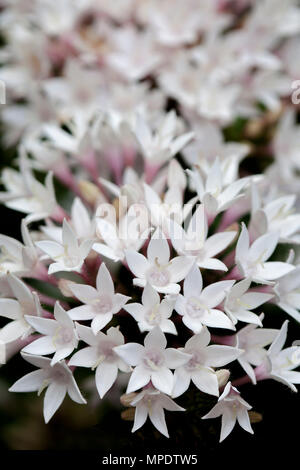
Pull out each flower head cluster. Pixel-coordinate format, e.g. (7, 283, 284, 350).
(0, 0, 300, 444)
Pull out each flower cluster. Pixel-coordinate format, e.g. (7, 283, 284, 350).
(1, 0, 300, 443)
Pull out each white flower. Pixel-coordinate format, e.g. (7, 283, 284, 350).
(235, 223, 295, 284)
(68, 263, 130, 334)
(94, 205, 150, 263)
(134, 111, 194, 166)
(265, 320, 300, 392)
(273, 266, 300, 322)
(125, 229, 194, 295)
(9, 353, 86, 423)
(130, 385, 184, 438)
(69, 324, 130, 398)
(170, 204, 236, 271)
(173, 326, 242, 398)
(224, 278, 273, 325)
(0, 273, 42, 343)
(114, 326, 191, 395)
(35, 219, 93, 274)
(187, 158, 252, 216)
(235, 320, 278, 384)
(0, 219, 38, 277)
(174, 265, 235, 332)
(202, 382, 253, 442)
(124, 283, 177, 335)
(22, 301, 78, 366)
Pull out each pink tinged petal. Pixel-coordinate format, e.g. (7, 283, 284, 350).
(124, 303, 145, 322)
(95, 361, 118, 398)
(204, 345, 242, 367)
(0, 320, 30, 342)
(43, 382, 67, 423)
(256, 262, 294, 281)
(142, 283, 160, 308)
(25, 316, 57, 336)
(149, 402, 169, 437)
(22, 336, 56, 355)
(238, 358, 257, 384)
(241, 292, 273, 309)
(96, 263, 114, 296)
(91, 313, 113, 334)
(35, 240, 64, 259)
(268, 320, 288, 357)
(183, 264, 203, 298)
(113, 343, 145, 366)
(201, 309, 235, 330)
(132, 403, 148, 433)
(202, 402, 224, 420)
(235, 223, 250, 265)
(201, 280, 235, 308)
(51, 345, 74, 365)
(197, 258, 228, 271)
(164, 348, 191, 368)
(125, 249, 149, 278)
(53, 302, 73, 328)
(67, 376, 86, 404)
(92, 243, 121, 262)
(151, 367, 174, 395)
(69, 283, 98, 304)
(62, 219, 78, 252)
(75, 323, 98, 346)
(191, 368, 219, 396)
(237, 409, 253, 434)
(9, 370, 46, 393)
(185, 327, 210, 349)
(147, 235, 170, 266)
(220, 408, 236, 442)
(249, 231, 279, 264)
(0, 299, 21, 320)
(127, 366, 151, 393)
(68, 347, 99, 367)
(204, 231, 236, 258)
(168, 256, 194, 283)
(172, 367, 191, 398)
(112, 294, 130, 313)
(144, 326, 167, 350)
(182, 315, 203, 334)
(68, 305, 96, 321)
(7, 274, 33, 307)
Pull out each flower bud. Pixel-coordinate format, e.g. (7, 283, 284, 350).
(121, 408, 135, 421)
(249, 411, 263, 423)
(120, 392, 137, 407)
(78, 180, 103, 206)
(58, 279, 76, 298)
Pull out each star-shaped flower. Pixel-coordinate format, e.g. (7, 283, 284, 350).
(202, 382, 253, 442)
(130, 385, 184, 438)
(0, 273, 42, 343)
(22, 301, 78, 366)
(124, 283, 177, 335)
(125, 229, 194, 294)
(235, 223, 294, 284)
(9, 353, 86, 423)
(68, 263, 130, 334)
(172, 326, 242, 398)
(114, 326, 191, 395)
(36, 218, 93, 274)
(174, 265, 235, 332)
(69, 324, 130, 398)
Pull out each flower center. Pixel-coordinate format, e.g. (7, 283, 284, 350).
(143, 349, 164, 371)
(145, 304, 162, 326)
(147, 266, 170, 287)
(93, 295, 113, 314)
(53, 326, 73, 346)
(186, 297, 207, 318)
(185, 350, 204, 371)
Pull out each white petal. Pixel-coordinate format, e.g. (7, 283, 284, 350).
(192, 368, 219, 396)
(91, 313, 112, 334)
(169, 256, 194, 283)
(172, 367, 191, 398)
(125, 250, 149, 279)
(96, 263, 114, 296)
(0, 299, 21, 320)
(183, 264, 203, 298)
(127, 366, 151, 393)
(220, 408, 236, 442)
(25, 316, 57, 336)
(132, 403, 148, 433)
(149, 403, 169, 437)
(22, 336, 56, 355)
(68, 347, 98, 367)
(151, 367, 174, 395)
(9, 370, 46, 392)
(144, 326, 166, 350)
(201, 309, 235, 330)
(43, 382, 66, 423)
(68, 305, 96, 321)
(164, 348, 191, 368)
(114, 343, 145, 366)
(201, 280, 235, 308)
(0, 320, 29, 342)
(95, 361, 118, 398)
(204, 345, 242, 367)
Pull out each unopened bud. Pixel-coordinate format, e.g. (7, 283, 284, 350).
(216, 369, 230, 388)
(249, 411, 263, 423)
(78, 180, 103, 206)
(121, 408, 135, 421)
(120, 392, 137, 407)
